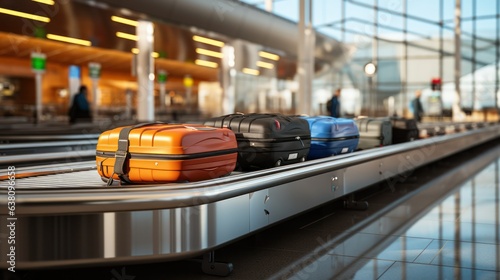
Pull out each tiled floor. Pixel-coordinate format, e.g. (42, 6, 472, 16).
(370, 163, 499, 279)
(280, 144, 500, 280)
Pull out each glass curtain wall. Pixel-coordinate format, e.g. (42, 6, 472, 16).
(242, 0, 500, 120)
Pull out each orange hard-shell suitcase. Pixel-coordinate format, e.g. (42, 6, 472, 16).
(96, 123, 238, 184)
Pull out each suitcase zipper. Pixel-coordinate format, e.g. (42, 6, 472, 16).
(236, 135, 311, 143)
(311, 135, 360, 142)
(96, 148, 238, 160)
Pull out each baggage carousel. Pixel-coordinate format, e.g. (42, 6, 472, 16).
(0, 122, 499, 276)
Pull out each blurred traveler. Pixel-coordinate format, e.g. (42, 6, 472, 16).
(327, 88, 341, 118)
(412, 90, 424, 122)
(68, 85, 92, 124)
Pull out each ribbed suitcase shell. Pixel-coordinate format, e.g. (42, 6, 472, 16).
(355, 118, 392, 149)
(389, 117, 419, 143)
(96, 124, 237, 183)
(302, 116, 359, 159)
(204, 113, 311, 169)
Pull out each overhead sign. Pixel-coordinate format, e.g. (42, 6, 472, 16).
(89, 62, 101, 79)
(158, 70, 168, 83)
(31, 52, 46, 73)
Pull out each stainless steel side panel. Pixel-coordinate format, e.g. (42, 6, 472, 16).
(268, 169, 346, 225)
(1, 195, 251, 269)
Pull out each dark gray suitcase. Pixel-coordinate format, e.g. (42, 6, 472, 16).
(354, 118, 392, 150)
(204, 113, 311, 169)
(389, 117, 419, 143)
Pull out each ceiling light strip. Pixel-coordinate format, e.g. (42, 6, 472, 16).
(116, 32, 138, 41)
(192, 35, 225, 47)
(259, 51, 280, 61)
(242, 68, 259, 76)
(111, 16, 138, 26)
(46, 34, 91, 46)
(256, 61, 274, 69)
(32, 0, 55, 5)
(195, 48, 223, 58)
(195, 59, 218, 68)
(0, 7, 50, 22)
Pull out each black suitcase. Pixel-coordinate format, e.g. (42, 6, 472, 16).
(204, 113, 311, 169)
(354, 117, 392, 149)
(389, 117, 419, 144)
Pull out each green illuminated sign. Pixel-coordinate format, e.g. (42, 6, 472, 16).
(31, 52, 46, 73)
(158, 70, 167, 83)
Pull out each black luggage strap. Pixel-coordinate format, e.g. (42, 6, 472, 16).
(107, 122, 165, 186)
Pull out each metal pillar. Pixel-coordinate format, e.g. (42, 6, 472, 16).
(372, 0, 378, 116)
(265, 0, 273, 12)
(403, 0, 408, 118)
(439, 0, 444, 118)
(125, 89, 132, 120)
(159, 83, 166, 111)
(496, 0, 499, 116)
(297, 0, 315, 115)
(340, 0, 346, 88)
(35, 73, 42, 123)
(91, 79, 99, 121)
(136, 20, 155, 122)
(453, 0, 463, 121)
(472, 0, 477, 111)
(221, 45, 236, 115)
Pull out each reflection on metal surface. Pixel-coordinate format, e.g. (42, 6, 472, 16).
(272, 143, 500, 279)
(103, 212, 116, 258)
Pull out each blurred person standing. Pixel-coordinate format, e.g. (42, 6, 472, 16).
(327, 88, 341, 118)
(68, 85, 92, 124)
(412, 89, 424, 122)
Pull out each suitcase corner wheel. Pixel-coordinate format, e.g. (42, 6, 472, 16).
(275, 155, 306, 167)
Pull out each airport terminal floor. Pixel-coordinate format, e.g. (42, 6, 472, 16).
(1, 122, 499, 280)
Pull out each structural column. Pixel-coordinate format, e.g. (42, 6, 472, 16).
(496, 0, 499, 115)
(221, 45, 236, 115)
(136, 20, 155, 122)
(297, 0, 315, 115)
(453, 0, 464, 121)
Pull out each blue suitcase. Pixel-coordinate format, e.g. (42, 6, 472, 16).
(302, 116, 359, 159)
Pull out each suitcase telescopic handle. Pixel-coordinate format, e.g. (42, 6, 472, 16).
(184, 126, 217, 131)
